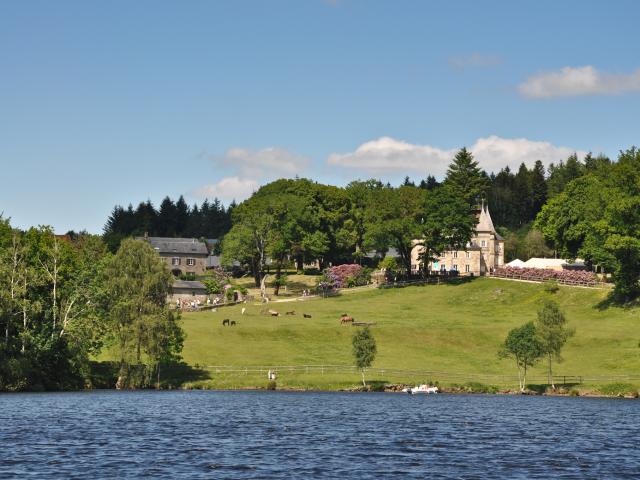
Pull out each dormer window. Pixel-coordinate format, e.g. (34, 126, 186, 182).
(481, 240, 486, 247)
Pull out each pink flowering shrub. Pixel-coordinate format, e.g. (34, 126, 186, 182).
(319, 264, 369, 289)
(493, 266, 597, 285)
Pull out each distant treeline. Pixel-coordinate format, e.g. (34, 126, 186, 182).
(402, 152, 611, 229)
(103, 196, 233, 251)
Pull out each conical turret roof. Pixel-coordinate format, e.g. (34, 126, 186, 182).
(476, 202, 502, 239)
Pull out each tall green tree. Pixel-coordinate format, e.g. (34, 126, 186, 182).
(500, 322, 543, 392)
(100, 239, 182, 388)
(444, 147, 490, 208)
(416, 185, 476, 273)
(364, 185, 425, 273)
(535, 299, 574, 389)
(352, 327, 377, 387)
(530, 160, 548, 214)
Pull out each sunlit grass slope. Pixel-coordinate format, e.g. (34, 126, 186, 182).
(179, 278, 639, 390)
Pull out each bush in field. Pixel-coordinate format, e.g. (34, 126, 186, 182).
(319, 264, 369, 289)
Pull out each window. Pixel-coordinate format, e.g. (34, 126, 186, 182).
(172, 258, 181, 266)
(465, 265, 470, 273)
(441, 264, 446, 271)
(187, 258, 196, 266)
(453, 251, 458, 258)
(466, 251, 470, 258)
(453, 264, 458, 271)
(481, 240, 486, 247)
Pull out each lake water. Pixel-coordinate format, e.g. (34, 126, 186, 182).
(1, 391, 639, 478)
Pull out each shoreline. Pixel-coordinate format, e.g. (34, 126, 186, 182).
(3, 386, 638, 400)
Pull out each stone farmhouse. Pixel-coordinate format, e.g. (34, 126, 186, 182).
(138, 236, 209, 276)
(410, 203, 504, 276)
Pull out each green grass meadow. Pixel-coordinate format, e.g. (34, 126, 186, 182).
(175, 278, 640, 392)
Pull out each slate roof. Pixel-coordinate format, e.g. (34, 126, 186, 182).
(137, 237, 209, 255)
(476, 204, 504, 240)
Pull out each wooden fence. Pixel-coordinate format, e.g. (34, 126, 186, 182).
(197, 364, 639, 385)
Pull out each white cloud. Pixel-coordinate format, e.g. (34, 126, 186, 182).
(328, 137, 453, 175)
(448, 53, 502, 70)
(328, 135, 586, 176)
(210, 146, 310, 178)
(519, 65, 640, 98)
(192, 176, 259, 203)
(471, 136, 585, 172)
(193, 146, 310, 202)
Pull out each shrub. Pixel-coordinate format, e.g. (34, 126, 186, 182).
(378, 256, 399, 272)
(493, 266, 597, 285)
(203, 278, 222, 295)
(303, 268, 321, 276)
(320, 264, 368, 289)
(266, 380, 277, 390)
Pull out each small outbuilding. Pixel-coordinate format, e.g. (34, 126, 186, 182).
(169, 280, 208, 304)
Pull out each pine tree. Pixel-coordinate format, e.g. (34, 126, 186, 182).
(175, 196, 189, 236)
(157, 197, 177, 237)
(530, 160, 547, 216)
(444, 147, 489, 208)
(514, 163, 532, 224)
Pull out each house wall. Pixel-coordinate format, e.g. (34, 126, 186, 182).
(410, 236, 504, 276)
(168, 288, 208, 303)
(161, 254, 207, 275)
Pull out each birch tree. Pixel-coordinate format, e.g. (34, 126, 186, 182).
(500, 322, 543, 392)
(535, 299, 574, 389)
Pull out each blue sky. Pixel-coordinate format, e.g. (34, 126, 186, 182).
(1, 0, 639, 233)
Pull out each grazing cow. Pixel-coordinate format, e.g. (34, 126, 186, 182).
(303, 313, 312, 319)
(222, 319, 230, 326)
(340, 315, 354, 325)
(230, 320, 236, 326)
(268, 309, 280, 317)
(286, 311, 296, 316)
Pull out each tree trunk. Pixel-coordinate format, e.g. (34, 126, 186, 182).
(361, 368, 366, 387)
(548, 354, 555, 390)
(21, 275, 27, 354)
(273, 264, 282, 296)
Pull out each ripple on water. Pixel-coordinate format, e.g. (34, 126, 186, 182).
(0, 391, 639, 478)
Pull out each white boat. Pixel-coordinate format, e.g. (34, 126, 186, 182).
(402, 384, 438, 394)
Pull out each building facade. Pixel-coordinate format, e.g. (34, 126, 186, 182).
(138, 236, 209, 276)
(410, 204, 504, 276)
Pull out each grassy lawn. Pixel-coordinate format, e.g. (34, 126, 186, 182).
(176, 277, 640, 392)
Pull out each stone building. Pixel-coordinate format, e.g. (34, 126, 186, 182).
(169, 280, 208, 303)
(410, 203, 504, 276)
(138, 236, 209, 276)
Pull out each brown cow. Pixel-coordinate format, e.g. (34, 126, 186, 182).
(285, 311, 296, 315)
(340, 315, 354, 324)
(268, 309, 280, 317)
